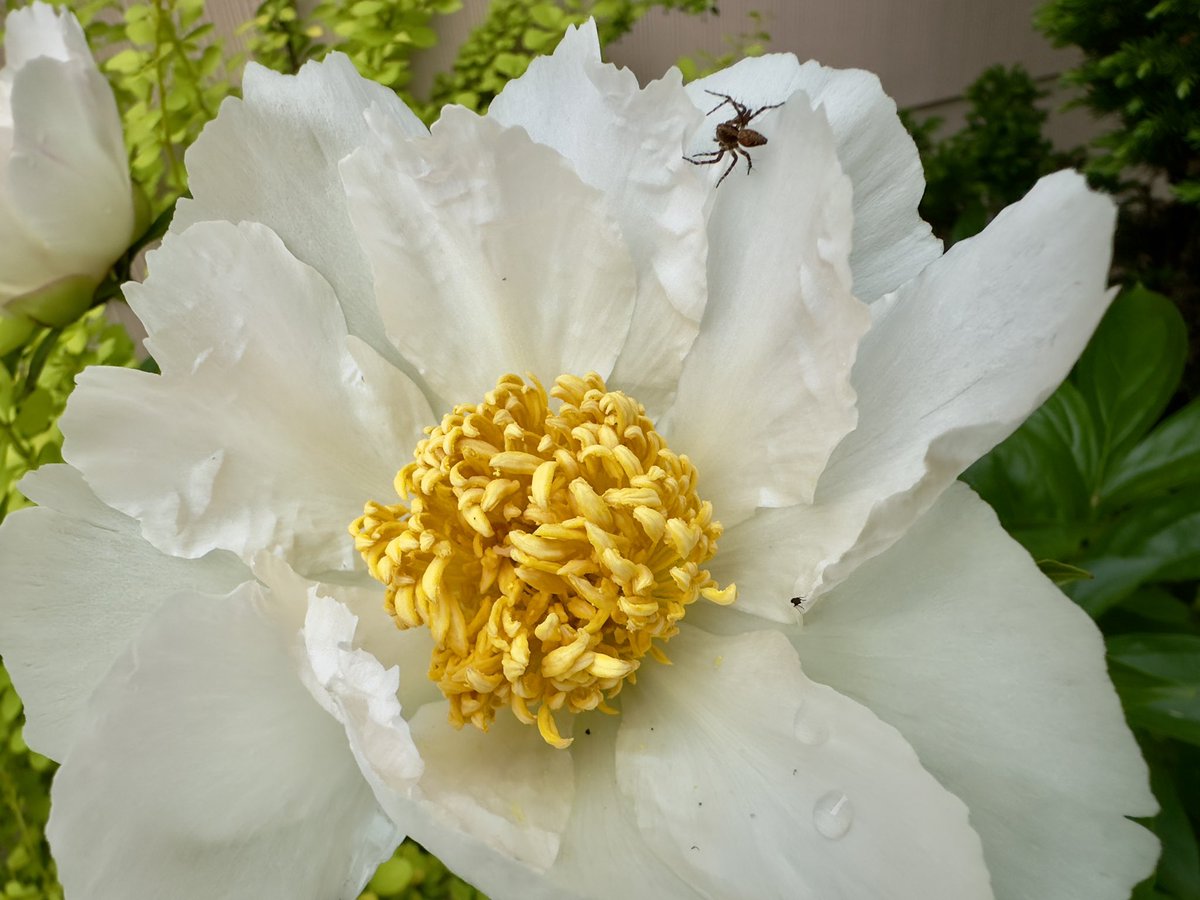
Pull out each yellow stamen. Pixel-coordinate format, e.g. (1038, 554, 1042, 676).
(350, 373, 736, 748)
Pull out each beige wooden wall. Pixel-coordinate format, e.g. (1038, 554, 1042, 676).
(206, 0, 1090, 142)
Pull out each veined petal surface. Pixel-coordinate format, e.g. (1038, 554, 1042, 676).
(663, 94, 867, 523)
(342, 106, 637, 407)
(47, 582, 401, 900)
(61, 220, 432, 575)
(173, 54, 425, 365)
(616, 627, 994, 899)
(0, 464, 248, 760)
(688, 54, 940, 302)
(795, 483, 1159, 900)
(488, 21, 708, 414)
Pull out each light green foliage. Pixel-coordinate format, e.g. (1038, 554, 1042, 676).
(0, 664, 60, 900)
(963, 285, 1200, 898)
(309, 0, 461, 102)
(674, 9, 768, 83)
(0, 310, 136, 899)
(426, 0, 715, 116)
(1036, 0, 1200, 205)
(0, 311, 137, 521)
(903, 65, 1075, 244)
(359, 841, 487, 900)
(243, 0, 720, 121)
(66, 0, 239, 212)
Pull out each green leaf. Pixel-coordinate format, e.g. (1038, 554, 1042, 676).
(12, 389, 53, 434)
(1148, 765, 1200, 900)
(1109, 634, 1200, 683)
(1036, 558, 1093, 585)
(1102, 397, 1200, 508)
(962, 380, 1098, 539)
(1118, 682, 1200, 745)
(1072, 285, 1187, 481)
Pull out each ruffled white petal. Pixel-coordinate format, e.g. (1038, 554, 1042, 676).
(688, 54, 940, 302)
(0, 5, 132, 301)
(789, 171, 1118, 599)
(173, 54, 425, 365)
(342, 106, 637, 407)
(358, 704, 574, 900)
(616, 626, 994, 898)
(663, 94, 867, 524)
(795, 483, 1159, 900)
(0, 464, 247, 760)
(47, 580, 401, 900)
(61, 220, 432, 575)
(488, 21, 709, 413)
(300, 592, 426, 801)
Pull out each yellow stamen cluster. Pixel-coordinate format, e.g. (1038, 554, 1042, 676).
(351, 372, 735, 749)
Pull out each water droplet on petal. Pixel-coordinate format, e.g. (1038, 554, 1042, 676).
(812, 790, 853, 840)
(792, 704, 829, 746)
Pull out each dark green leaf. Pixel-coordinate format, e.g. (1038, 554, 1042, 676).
(1072, 285, 1187, 480)
(1109, 634, 1200, 683)
(1149, 764, 1200, 900)
(962, 380, 1097, 536)
(1103, 397, 1200, 508)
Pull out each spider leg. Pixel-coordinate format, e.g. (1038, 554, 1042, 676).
(703, 89, 747, 118)
(746, 102, 784, 123)
(686, 149, 724, 159)
(715, 151, 739, 188)
(739, 147, 753, 174)
(684, 149, 727, 167)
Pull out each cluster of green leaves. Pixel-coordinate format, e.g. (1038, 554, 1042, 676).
(245, 0, 718, 120)
(674, 9, 768, 83)
(963, 285, 1200, 899)
(1, 667, 58, 900)
(0, 311, 137, 899)
(903, 65, 1077, 244)
(425, 0, 715, 114)
(56, 0, 238, 213)
(1036, 0, 1200, 204)
(360, 841, 485, 900)
(0, 312, 138, 520)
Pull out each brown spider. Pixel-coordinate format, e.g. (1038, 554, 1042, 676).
(684, 90, 784, 188)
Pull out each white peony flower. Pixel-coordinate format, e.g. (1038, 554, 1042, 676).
(0, 2, 135, 346)
(0, 21, 1159, 900)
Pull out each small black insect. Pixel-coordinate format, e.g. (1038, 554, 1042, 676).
(684, 90, 784, 188)
(789, 596, 805, 608)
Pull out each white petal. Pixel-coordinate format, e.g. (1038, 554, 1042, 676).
(342, 106, 636, 406)
(795, 483, 1159, 900)
(545, 715, 704, 899)
(792, 171, 1118, 598)
(488, 21, 709, 413)
(663, 94, 867, 523)
(300, 592, 426, 802)
(363, 704, 574, 900)
(61, 221, 432, 575)
(3, 3, 93, 66)
(616, 626, 993, 898)
(47, 581, 402, 900)
(0, 18, 132, 300)
(688, 54, 940, 301)
(0, 464, 247, 760)
(173, 54, 425, 365)
(706, 505, 806, 624)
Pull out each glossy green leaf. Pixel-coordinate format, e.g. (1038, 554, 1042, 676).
(962, 380, 1097, 535)
(1110, 634, 1200, 683)
(1103, 397, 1200, 508)
(1072, 285, 1187, 480)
